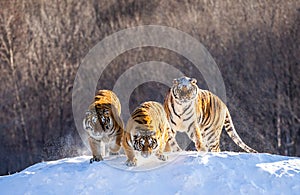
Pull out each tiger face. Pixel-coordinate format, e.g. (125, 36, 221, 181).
(123, 101, 178, 166)
(133, 131, 158, 158)
(83, 111, 100, 138)
(85, 106, 115, 141)
(172, 76, 198, 103)
(96, 106, 113, 132)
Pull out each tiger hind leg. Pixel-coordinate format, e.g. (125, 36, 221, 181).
(109, 143, 120, 155)
(109, 140, 121, 155)
(209, 142, 221, 152)
(188, 124, 206, 152)
(207, 126, 222, 152)
(109, 127, 123, 155)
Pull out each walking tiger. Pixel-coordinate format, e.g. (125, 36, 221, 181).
(122, 101, 181, 166)
(83, 90, 124, 163)
(164, 76, 257, 153)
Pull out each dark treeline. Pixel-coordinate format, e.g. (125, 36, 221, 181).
(0, 0, 299, 175)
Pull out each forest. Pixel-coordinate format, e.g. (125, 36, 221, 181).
(0, 0, 299, 175)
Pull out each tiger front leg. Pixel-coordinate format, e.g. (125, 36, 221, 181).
(156, 140, 168, 161)
(122, 132, 137, 166)
(124, 147, 137, 166)
(88, 137, 104, 163)
(167, 136, 182, 152)
(156, 152, 167, 161)
(190, 124, 206, 152)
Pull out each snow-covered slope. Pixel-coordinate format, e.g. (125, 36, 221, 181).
(1, 152, 300, 194)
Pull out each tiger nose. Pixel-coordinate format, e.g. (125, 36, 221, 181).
(182, 85, 189, 91)
(141, 152, 150, 158)
(181, 86, 189, 95)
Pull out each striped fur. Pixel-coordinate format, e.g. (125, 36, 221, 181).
(164, 76, 257, 153)
(83, 90, 124, 163)
(122, 101, 180, 166)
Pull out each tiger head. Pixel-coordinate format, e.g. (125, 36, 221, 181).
(95, 103, 115, 132)
(85, 103, 117, 140)
(171, 76, 198, 103)
(133, 130, 158, 158)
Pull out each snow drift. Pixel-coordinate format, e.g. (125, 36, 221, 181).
(1, 152, 300, 194)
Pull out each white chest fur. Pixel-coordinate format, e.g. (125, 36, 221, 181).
(169, 100, 197, 132)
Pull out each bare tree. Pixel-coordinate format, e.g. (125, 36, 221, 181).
(0, 0, 299, 175)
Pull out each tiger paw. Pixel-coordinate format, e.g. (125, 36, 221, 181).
(125, 158, 137, 167)
(109, 151, 119, 156)
(156, 154, 168, 161)
(109, 145, 121, 153)
(90, 155, 103, 163)
(175, 147, 182, 152)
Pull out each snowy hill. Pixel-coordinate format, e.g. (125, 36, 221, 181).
(1, 152, 300, 194)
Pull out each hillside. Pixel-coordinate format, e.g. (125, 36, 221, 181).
(1, 152, 300, 194)
(1, 0, 299, 176)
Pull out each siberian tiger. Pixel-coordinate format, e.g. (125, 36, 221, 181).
(83, 90, 124, 163)
(122, 101, 181, 166)
(164, 76, 257, 153)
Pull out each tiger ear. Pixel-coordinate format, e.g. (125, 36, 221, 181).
(191, 78, 197, 85)
(173, 79, 178, 85)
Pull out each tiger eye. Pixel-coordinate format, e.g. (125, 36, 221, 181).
(103, 110, 109, 116)
(191, 78, 197, 85)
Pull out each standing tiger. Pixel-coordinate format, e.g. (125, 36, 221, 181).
(164, 76, 257, 153)
(83, 90, 124, 163)
(122, 101, 181, 166)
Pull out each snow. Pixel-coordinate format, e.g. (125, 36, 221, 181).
(1, 152, 300, 194)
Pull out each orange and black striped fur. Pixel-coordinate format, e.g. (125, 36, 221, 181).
(83, 90, 124, 163)
(122, 101, 180, 166)
(164, 76, 257, 153)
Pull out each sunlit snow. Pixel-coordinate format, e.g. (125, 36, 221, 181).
(1, 152, 300, 194)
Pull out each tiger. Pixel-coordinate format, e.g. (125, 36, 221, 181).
(83, 89, 124, 163)
(163, 76, 257, 153)
(122, 101, 181, 166)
